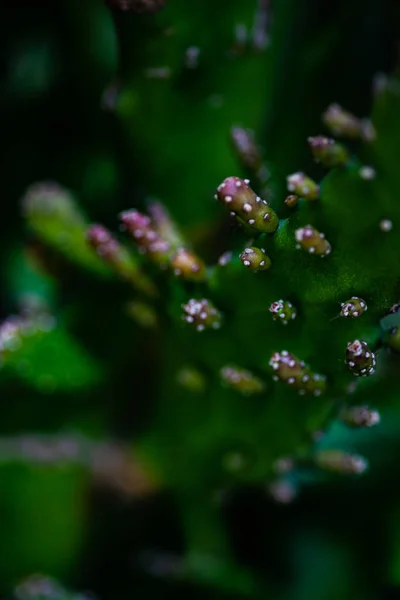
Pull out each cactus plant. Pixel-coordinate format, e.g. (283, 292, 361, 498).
(3, 0, 400, 597)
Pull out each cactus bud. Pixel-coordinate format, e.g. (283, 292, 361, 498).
(284, 194, 298, 208)
(230, 127, 264, 175)
(106, 0, 166, 12)
(345, 340, 376, 377)
(170, 248, 207, 281)
(182, 299, 222, 332)
(220, 365, 265, 395)
(269, 351, 326, 396)
(120, 209, 171, 267)
(339, 405, 380, 428)
(216, 177, 278, 233)
(269, 300, 297, 325)
(339, 297, 367, 318)
(239, 247, 271, 272)
(218, 251, 233, 266)
(307, 136, 349, 167)
(286, 172, 319, 200)
(87, 224, 156, 296)
(176, 366, 206, 392)
(322, 104, 362, 139)
(295, 225, 332, 257)
(315, 449, 368, 475)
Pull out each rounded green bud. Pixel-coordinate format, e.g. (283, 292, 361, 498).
(171, 248, 207, 281)
(239, 247, 271, 272)
(269, 300, 297, 325)
(295, 225, 332, 257)
(340, 297, 367, 318)
(268, 350, 326, 396)
(286, 172, 319, 200)
(345, 340, 376, 377)
(182, 299, 222, 332)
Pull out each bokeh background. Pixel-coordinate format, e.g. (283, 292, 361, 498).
(2, 1, 400, 599)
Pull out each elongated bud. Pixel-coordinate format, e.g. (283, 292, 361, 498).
(345, 340, 376, 377)
(220, 365, 265, 395)
(216, 176, 278, 233)
(147, 201, 184, 251)
(295, 225, 331, 257)
(87, 225, 156, 296)
(230, 127, 265, 178)
(322, 104, 375, 141)
(339, 405, 380, 428)
(170, 248, 207, 281)
(126, 300, 158, 329)
(269, 300, 297, 325)
(307, 136, 349, 167)
(239, 247, 271, 272)
(106, 0, 166, 12)
(120, 209, 171, 267)
(340, 296, 367, 318)
(286, 172, 319, 200)
(182, 299, 222, 332)
(315, 450, 368, 475)
(269, 350, 326, 396)
(176, 366, 206, 392)
(284, 194, 298, 208)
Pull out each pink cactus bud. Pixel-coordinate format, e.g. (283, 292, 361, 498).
(269, 300, 297, 325)
(339, 297, 367, 318)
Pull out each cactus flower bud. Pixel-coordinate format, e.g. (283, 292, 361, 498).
(106, 0, 166, 12)
(216, 177, 278, 233)
(339, 405, 380, 428)
(345, 340, 376, 377)
(182, 299, 222, 332)
(322, 103, 362, 138)
(239, 247, 271, 272)
(269, 351, 326, 396)
(269, 300, 297, 325)
(295, 225, 331, 257)
(170, 248, 207, 281)
(284, 194, 298, 208)
(220, 365, 265, 395)
(340, 297, 367, 318)
(286, 172, 319, 200)
(307, 136, 349, 167)
(315, 450, 368, 475)
(120, 209, 171, 267)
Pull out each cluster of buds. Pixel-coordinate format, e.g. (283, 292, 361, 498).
(220, 365, 265, 395)
(339, 296, 367, 318)
(269, 351, 326, 396)
(216, 177, 278, 233)
(182, 299, 222, 332)
(105, 0, 166, 12)
(339, 405, 380, 428)
(307, 136, 349, 167)
(322, 103, 375, 141)
(239, 247, 271, 272)
(345, 340, 376, 377)
(170, 248, 207, 281)
(295, 225, 332, 257)
(315, 449, 368, 475)
(269, 299, 297, 325)
(286, 172, 319, 200)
